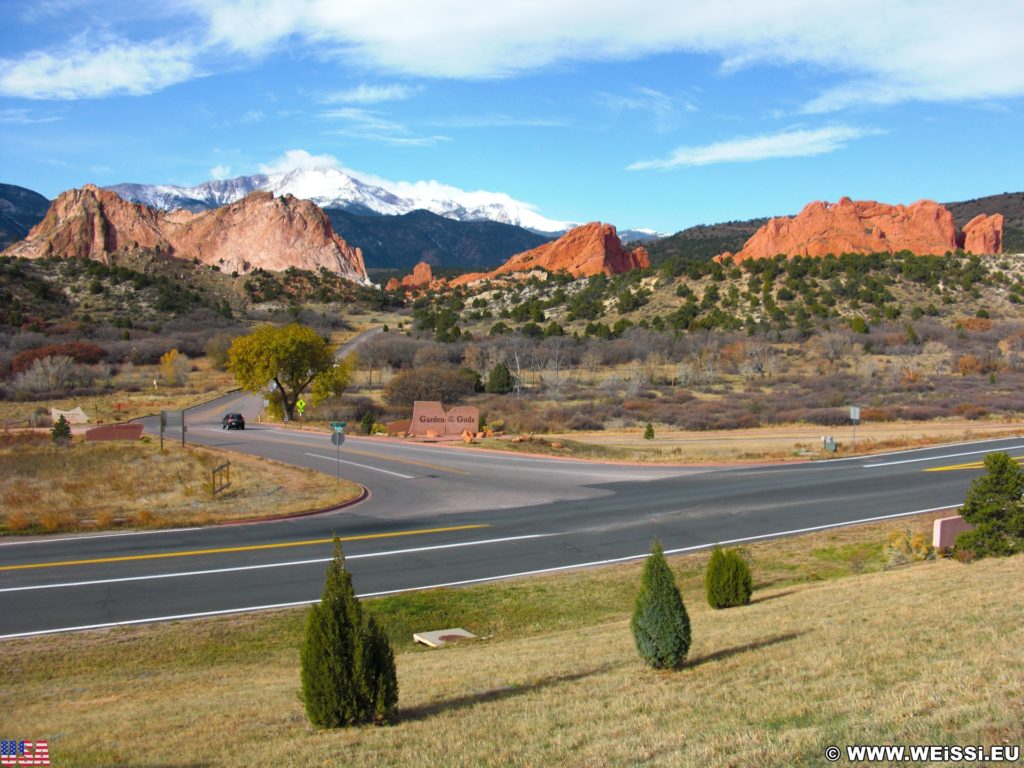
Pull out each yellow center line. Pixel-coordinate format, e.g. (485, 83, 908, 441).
(0, 524, 489, 572)
(925, 456, 1024, 472)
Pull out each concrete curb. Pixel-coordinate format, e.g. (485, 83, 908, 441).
(216, 484, 370, 526)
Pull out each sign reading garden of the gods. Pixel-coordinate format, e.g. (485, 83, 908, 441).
(408, 401, 479, 437)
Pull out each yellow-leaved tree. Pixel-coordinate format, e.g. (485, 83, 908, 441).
(227, 324, 356, 421)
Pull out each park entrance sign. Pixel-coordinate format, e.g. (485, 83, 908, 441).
(407, 401, 479, 437)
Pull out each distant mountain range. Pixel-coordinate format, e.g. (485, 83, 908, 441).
(326, 208, 551, 272)
(106, 167, 574, 234)
(0, 184, 51, 249)
(4, 176, 1022, 272)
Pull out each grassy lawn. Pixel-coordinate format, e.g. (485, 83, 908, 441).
(0, 432, 363, 534)
(3, 513, 1020, 766)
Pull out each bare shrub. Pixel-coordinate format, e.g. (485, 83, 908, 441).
(384, 366, 477, 408)
(13, 356, 94, 394)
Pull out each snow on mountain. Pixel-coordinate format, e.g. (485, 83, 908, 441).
(618, 228, 668, 243)
(107, 167, 574, 234)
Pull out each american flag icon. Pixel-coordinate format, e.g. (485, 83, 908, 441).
(0, 740, 50, 766)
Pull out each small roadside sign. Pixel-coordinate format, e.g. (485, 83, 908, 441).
(330, 426, 345, 483)
(850, 405, 862, 451)
(296, 399, 306, 414)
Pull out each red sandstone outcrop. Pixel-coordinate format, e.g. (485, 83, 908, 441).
(386, 260, 436, 292)
(4, 185, 369, 282)
(962, 213, 1003, 254)
(450, 222, 649, 287)
(716, 197, 1004, 262)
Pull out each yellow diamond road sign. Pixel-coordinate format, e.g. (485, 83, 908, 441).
(296, 399, 306, 413)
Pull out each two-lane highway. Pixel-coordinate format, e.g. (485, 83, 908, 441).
(3, 378, 1020, 638)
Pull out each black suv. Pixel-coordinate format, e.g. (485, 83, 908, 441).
(222, 413, 245, 430)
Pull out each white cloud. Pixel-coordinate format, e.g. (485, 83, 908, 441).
(628, 125, 881, 170)
(597, 87, 695, 115)
(322, 83, 417, 104)
(320, 106, 450, 146)
(0, 108, 62, 124)
(7, 1, 1023, 110)
(240, 110, 265, 123)
(596, 86, 696, 132)
(179, 0, 1024, 110)
(258, 149, 340, 174)
(209, 164, 232, 179)
(0, 36, 198, 99)
(427, 114, 567, 128)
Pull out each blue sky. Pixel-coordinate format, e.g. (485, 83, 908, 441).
(1, 0, 1023, 233)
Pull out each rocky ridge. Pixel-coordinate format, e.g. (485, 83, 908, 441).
(385, 261, 438, 292)
(962, 214, 1003, 255)
(4, 186, 369, 283)
(449, 222, 649, 287)
(717, 197, 1003, 262)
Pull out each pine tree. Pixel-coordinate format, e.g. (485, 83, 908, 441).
(363, 615, 399, 724)
(705, 546, 753, 609)
(360, 410, 375, 435)
(643, 422, 655, 440)
(631, 540, 691, 669)
(485, 362, 514, 394)
(956, 452, 1024, 557)
(51, 414, 72, 443)
(301, 540, 398, 726)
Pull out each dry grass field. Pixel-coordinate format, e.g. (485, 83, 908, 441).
(3, 513, 1021, 766)
(0, 432, 363, 533)
(446, 418, 1024, 464)
(540, 419, 1024, 462)
(0, 355, 239, 427)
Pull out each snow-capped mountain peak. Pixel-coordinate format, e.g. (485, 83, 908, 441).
(107, 166, 575, 234)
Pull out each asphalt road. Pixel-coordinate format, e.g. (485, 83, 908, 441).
(2, 337, 1019, 637)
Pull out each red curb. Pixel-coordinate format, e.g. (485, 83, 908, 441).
(216, 484, 370, 526)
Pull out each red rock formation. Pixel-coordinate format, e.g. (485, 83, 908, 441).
(7, 185, 169, 263)
(717, 198, 966, 262)
(450, 222, 649, 287)
(962, 213, 1003, 254)
(387, 261, 436, 292)
(4, 185, 369, 283)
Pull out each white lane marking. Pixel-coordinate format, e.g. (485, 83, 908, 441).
(818, 435, 1024, 464)
(1, 504, 957, 640)
(331, 434, 1024, 470)
(863, 445, 1024, 468)
(303, 452, 415, 479)
(0, 526, 203, 547)
(361, 504, 960, 596)
(0, 602, 319, 640)
(0, 534, 555, 593)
